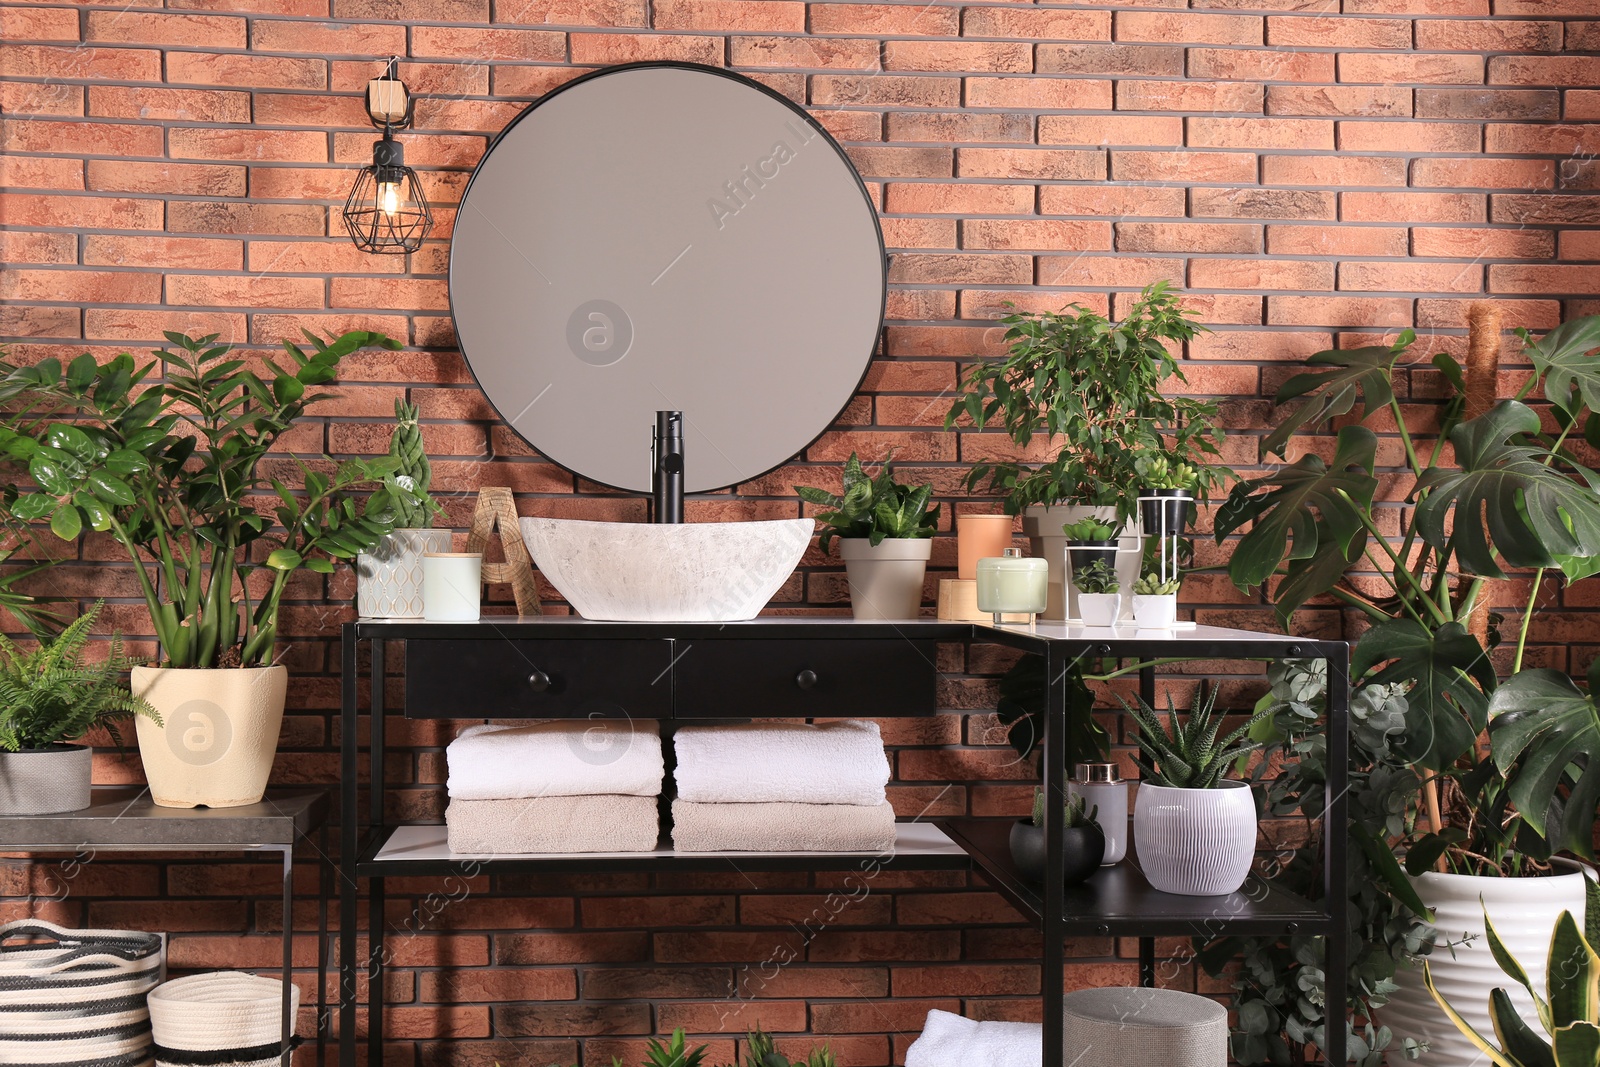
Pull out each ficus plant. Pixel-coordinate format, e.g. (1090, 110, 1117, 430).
(0, 331, 421, 670)
(944, 281, 1229, 519)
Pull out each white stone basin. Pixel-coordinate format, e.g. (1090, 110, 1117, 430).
(520, 517, 814, 622)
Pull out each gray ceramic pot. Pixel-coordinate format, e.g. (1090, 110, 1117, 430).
(0, 744, 92, 815)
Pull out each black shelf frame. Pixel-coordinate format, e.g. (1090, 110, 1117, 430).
(339, 617, 1349, 1067)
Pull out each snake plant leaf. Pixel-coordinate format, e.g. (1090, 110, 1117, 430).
(1525, 317, 1600, 419)
(1553, 1022, 1600, 1067)
(1353, 620, 1493, 769)
(1414, 400, 1600, 578)
(1484, 906, 1555, 1035)
(1550, 911, 1600, 1032)
(1424, 962, 1522, 1067)
(1487, 669, 1600, 858)
(1260, 338, 1406, 459)
(1490, 987, 1556, 1067)
(1218, 424, 1378, 603)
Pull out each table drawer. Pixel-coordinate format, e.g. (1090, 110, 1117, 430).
(674, 638, 937, 718)
(404, 639, 673, 719)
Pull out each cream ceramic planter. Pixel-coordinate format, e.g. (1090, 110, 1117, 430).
(1078, 593, 1122, 627)
(132, 665, 287, 809)
(1132, 594, 1178, 629)
(1134, 779, 1257, 896)
(0, 744, 91, 815)
(1384, 864, 1593, 1066)
(356, 528, 453, 619)
(838, 538, 932, 620)
(1023, 504, 1137, 622)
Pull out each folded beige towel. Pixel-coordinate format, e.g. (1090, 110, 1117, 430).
(446, 795, 659, 854)
(671, 800, 896, 852)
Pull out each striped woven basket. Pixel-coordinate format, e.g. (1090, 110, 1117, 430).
(0, 918, 166, 1067)
(147, 972, 299, 1067)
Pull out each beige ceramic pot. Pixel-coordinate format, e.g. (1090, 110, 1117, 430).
(838, 538, 932, 620)
(131, 665, 287, 808)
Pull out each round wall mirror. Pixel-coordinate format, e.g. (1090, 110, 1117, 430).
(449, 62, 887, 495)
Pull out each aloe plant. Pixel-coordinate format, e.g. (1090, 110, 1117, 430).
(736, 1027, 837, 1067)
(1425, 907, 1600, 1066)
(619, 1030, 707, 1067)
(1126, 686, 1272, 790)
(794, 452, 938, 553)
(1032, 787, 1098, 830)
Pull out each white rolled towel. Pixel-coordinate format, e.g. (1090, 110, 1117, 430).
(905, 1009, 1042, 1067)
(446, 720, 664, 800)
(672, 720, 890, 806)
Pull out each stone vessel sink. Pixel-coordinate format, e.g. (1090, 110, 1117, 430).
(520, 517, 814, 622)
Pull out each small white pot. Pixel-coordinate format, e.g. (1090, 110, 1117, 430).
(1384, 863, 1594, 1066)
(356, 528, 453, 619)
(1077, 592, 1122, 627)
(132, 665, 287, 809)
(838, 538, 932, 620)
(1134, 779, 1257, 896)
(0, 744, 91, 815)
(1131, 593, 1178, 629)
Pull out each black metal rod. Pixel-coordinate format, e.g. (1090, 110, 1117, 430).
(1323, 645, 1352, 1066)
(281, 846, 293, 1067)
(338, 625, 359, 1067)
(652, 410, 684, 523)
(1041, 644, 1067, 1067)
(369, 877, 386, 1067)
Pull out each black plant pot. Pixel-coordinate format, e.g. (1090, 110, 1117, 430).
(1065, 539, 1117, 583)
(1008, 818, 1105, 886)
(1139, 488, 1194, 539)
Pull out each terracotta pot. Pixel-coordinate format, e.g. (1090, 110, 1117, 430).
(132, 665, 287, 809)
(956, 514, 1015, 580)
(0, 744, 91, 815)
(838, 538, 932, 620)
(1383, 862, 1593, 1066)
(356, 528, 453, 619)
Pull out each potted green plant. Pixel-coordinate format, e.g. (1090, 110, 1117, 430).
(1209, 313, 1600, 1062)
(1134, 453, 1200, 539)
(1070, 558, 1120, 627)
(1127, 686, 1270, 896)
(0, 331, 417, 808)
(795, 452, 938, 620)
(1009, 787, 1104, 887)
(1131, 571, 1181, 629)
(945, 282, 1228, 620)
(0, 600, 157, 815)
(355, 398, 448, 619)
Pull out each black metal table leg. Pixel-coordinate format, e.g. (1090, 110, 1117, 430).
(369, 876, 386, 1067)
(1139, 937, 1156, 987)
(319, 822, 330, 1067)
(367, 639, 387, 1067)
(1323, 647, 1351, 1065)
(1041, 644, 1068, 1067)
(339, 626, 360, 1067)
(281, 844, 294, 1067)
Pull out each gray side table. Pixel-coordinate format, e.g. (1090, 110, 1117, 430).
(0, 787, 332, 1067)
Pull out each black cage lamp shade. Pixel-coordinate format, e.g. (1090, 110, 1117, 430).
(342, 59, 433, 254)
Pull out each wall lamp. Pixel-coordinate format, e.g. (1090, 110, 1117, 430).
(342, 57, 433, 254)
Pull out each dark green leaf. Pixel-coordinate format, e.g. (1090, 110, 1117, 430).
(1354, 620, 1493, 770)
(1262, 340, 1406, 459)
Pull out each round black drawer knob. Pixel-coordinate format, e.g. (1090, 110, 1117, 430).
(795, 669, 818, 690)
(528, 669, 552, 693)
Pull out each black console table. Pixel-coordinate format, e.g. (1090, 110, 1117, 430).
(0, 787, 331, 1067)
(339, 617, 1349, 1067)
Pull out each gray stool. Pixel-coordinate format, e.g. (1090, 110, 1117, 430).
(1062, 987, 1228, 1066)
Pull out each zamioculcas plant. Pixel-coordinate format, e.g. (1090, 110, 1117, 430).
(0, 331, 420, 668)
(1126, 686, 1272, 790)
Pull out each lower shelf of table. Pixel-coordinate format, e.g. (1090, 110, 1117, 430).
(938, 818, 1333, 937)
(356, 821, 972, 875)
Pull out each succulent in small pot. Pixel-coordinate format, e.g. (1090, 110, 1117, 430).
(1135, 454, 1198, 538)
(1009, 788, 1104, 886)
(0, 600, 158, 815)
(1127, 685, 1270, 896)
(1131, 572, 1181, 629)
(357, 398, 450, 619)
(796, 452, 939, 621)
(1071, 558, 1121, 626)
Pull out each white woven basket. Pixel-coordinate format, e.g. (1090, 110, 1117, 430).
(148, 971, 299, 1067)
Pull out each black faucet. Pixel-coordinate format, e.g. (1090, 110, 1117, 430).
(652, 410, 684, 523)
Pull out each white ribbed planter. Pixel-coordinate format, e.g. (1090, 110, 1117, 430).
(1134, 779, 1257, 896)
(1384, 864, 1593, 1066)
(838, 538, 932, 620)
(356, 528, 452, 619)
(1023, 504, 1137, 622)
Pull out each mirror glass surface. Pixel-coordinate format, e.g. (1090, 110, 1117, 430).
(449, 63, 887, 495)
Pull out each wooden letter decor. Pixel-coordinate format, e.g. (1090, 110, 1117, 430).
(464, 486, 542, 616)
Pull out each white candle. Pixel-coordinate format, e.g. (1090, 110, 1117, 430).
(423, 552, 483, 621)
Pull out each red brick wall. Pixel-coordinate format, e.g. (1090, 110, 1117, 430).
(3, 0, 1600, 1064)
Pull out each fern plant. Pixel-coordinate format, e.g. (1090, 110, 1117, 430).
(1125, 685, 1272, 789)
(0, 600, 157, 752)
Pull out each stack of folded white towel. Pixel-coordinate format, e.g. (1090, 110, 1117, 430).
(905, 1010, 1042, 1067)
(670, 719, 895, 852)
(444, 720, 664, 854)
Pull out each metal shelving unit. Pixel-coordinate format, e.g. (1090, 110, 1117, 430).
(340, 617, 1349, 1067)
(0, 787, 332, 1067)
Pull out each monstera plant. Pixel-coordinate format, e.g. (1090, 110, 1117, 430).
(1205, 314, 1600, 1064)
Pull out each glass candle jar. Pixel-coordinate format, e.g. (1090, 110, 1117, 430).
(975, 548, 1048, 627)
(1069, 761, 1127, 865)
(423, 552, 483, 621)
